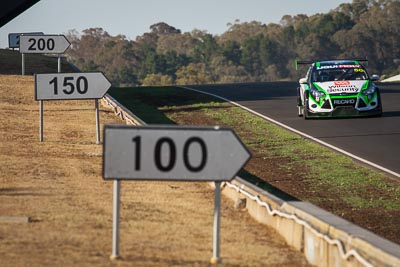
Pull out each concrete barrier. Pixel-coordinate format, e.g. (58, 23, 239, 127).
(224, 178, 400, 267)
(381, 74, 400, 82)
(101, 93, 400, 267)
(101, 94, 145, 125)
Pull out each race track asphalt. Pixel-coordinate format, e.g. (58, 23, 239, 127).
(187, 82, 400, 178)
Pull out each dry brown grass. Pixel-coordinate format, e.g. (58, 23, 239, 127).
(0, 75, 310, 266)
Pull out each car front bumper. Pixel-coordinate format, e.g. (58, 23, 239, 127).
(305, 106, 382, 118)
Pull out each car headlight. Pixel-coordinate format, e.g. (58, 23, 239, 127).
(362, 86, 376, 101)
(310, 87, 325, 102)
(362, 86, 376, 95)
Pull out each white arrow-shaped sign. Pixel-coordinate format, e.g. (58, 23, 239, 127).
(19, 34, 70, 54)
(35, 72, 111, 100)
(103, 125, 251, 181)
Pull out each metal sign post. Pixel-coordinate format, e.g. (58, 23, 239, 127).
(58, 56, 61, 73)
(35, 72, 111, 143)
(211, 181, 222, 264)
(103, 125, 251, 262)
(111, 180, 121, 260)
(39, 100, 44, 142)
(95, 99, 101, 144)
(21, 53, 25, 75)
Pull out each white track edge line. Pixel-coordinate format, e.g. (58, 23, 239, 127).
(179, 86, 400, 179)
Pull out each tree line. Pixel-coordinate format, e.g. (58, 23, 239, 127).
(65, 0, 400, 86)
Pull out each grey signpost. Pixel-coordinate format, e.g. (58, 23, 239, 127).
(35, 72, 111, 143)
(19, 34, 70, 74)
(103, 125, 251, 263)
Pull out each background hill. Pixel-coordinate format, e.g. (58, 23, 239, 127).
(0, 49, 77, 75)
(64, 0, 400, 86)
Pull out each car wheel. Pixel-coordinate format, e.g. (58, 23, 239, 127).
(303, 91, 310, 120)
(298, 106, 303, 117)
(375, 88, 383, 117)
(297, 87, 303, 117)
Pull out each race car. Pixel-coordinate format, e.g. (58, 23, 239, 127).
(296, 59, 382, 119)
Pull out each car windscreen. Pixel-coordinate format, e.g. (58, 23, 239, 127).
(312, 64, 368, 82)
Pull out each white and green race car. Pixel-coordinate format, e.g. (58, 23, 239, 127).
(296, 59, 382, 119)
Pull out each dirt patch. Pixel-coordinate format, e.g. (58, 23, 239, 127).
(0, 75, 311, 266)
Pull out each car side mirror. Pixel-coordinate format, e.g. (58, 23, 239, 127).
(299, 78, 308, 84)
(371, 74, 380, 81)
